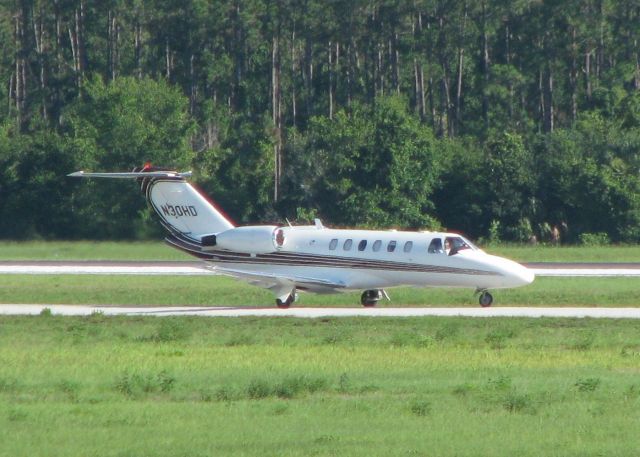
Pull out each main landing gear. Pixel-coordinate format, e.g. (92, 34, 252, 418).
(360, 289, 389, 307)
(477, 290, 493, 307)
(275, 289, 298, 308)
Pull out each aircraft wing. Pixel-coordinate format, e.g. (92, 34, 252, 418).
(207, 266, 347, 293)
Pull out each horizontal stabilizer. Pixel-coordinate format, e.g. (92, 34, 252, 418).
(70, 168, 234, 237)
(68, 170, 192, 179)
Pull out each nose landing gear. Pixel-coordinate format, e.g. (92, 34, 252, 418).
(477, 290, 493, 307)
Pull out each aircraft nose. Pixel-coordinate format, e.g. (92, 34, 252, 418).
(506, 261, 535, 287)
(483, 255, 535, 288)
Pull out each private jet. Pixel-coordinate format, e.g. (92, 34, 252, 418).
(69, 166, 534, 308)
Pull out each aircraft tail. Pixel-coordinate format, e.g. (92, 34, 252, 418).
(69, 166, 234, 242)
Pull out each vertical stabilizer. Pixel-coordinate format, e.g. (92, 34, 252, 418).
(146, 179, 234, 240)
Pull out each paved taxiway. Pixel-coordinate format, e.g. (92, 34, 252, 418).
(1, 261, 639, 276)
(1, 304, 640, 318)
(1, 261, 637, 318)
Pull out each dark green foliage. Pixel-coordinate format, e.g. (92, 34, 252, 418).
(64, 77, 195, 239)
(0, 2, 638, 240)
(534, 114, 640, 243)
(282, 97, 441, 228)
(483, 132, 536, 241)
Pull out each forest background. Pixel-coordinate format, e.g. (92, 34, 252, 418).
(0, 0, 639, 243)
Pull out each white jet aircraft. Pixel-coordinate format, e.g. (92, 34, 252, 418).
(69, 166, 534, 308)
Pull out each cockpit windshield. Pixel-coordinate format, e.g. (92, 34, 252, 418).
(444, 236, 475, 255)
(428, 235, 478, 255)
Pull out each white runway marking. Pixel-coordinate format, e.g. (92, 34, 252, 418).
(0, 264, 639, 277)
(2, 304, 640, 319)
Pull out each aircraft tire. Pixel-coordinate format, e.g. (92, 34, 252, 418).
(361, 290, 380, 307)
(276, 295, 294, 308)
(479, 291, 493, 307)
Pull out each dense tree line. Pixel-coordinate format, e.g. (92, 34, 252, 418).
(0, 0, 639, 242)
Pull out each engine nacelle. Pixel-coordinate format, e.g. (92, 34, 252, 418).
(210, 225, 284, 254)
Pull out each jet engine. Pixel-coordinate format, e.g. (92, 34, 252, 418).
(204, 225, 285, 254)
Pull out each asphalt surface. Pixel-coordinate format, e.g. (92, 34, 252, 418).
(1, 304, 640, 318)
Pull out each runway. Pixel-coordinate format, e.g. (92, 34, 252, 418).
(1, 304, 640, 318)
(1, 261, 640, 276)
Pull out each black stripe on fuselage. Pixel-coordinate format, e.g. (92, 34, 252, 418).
(164, 234, 499, 277)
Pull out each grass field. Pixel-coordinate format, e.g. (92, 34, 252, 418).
(1, 316, 639, 456)
(0, 274, 638, 307)
(1, 240, 640, 262)
(0, 241, 190, 261)
(490, 243, 640, 262)
(1, 242, 639, 455)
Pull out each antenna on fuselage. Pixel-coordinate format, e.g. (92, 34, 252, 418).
(285, 218, 293, 227)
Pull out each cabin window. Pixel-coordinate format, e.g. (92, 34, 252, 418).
(329, 239, 338, 250)
(403, 241, 413, 253)
(372, 240, 382, 252)
(387, 240, 397, 252)
(343, 239, 353, 251)
(428, 238, 443, 254)
(358, 240, 367, 251)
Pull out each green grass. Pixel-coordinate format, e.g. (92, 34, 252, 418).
(0, 275, 638, 306)
(1, 316, 639, 456)
(1, 240, 640, 262)
(489, 244, 640, 263)
(0, 241, 190, 261)
(1, 242, 637, 456)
